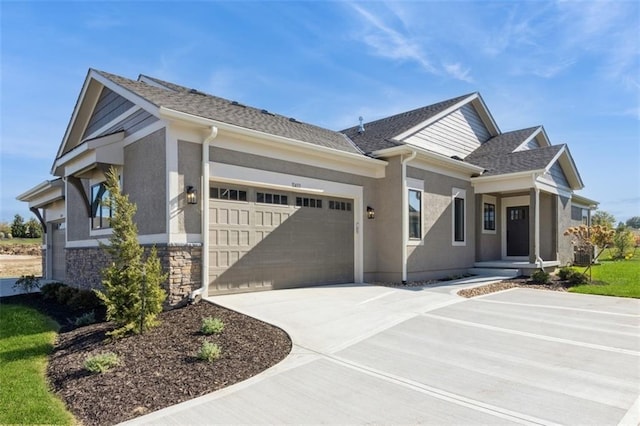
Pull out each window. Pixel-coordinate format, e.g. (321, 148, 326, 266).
(408, 189, 421, 239)
(91, 182, 112, 229)
(296, 197, 322, 208)
(210, 187, 247, 201)
(329, 200, 351, 211)
(257, 192, 288, 205)
(452, 188, 466, 245)
(484, 203, 496, 231)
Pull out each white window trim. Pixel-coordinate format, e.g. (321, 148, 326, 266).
(452, 187, 466, 246)
(407, 178, 424, 246)
(481, 194, 497, 235)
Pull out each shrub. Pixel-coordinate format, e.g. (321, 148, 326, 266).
(566, 271, 587, 286)
(74, 311, 96, 327)
(530, 270, 550, 284)
(40, 282, 66, 300)
(557, 267, 573, 281)
(84, 352, 120, 374)
(611, 229, 635, 260)
(68, 289, 102, 311)
(55, 285, 79, 305)
(197, 341, 222, 363)
(13, 275, 41, 293)
(201, 317, 224, 335)
(0, 232, 4, 239)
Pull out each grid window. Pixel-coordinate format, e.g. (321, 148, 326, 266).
(211, 187, 247, 201)
(257, 192, 288, 205)
(329, 200, 352, 211)
(296, 197, 323, 208)
(483, 203, 496, 231)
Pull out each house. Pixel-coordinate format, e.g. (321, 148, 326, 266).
(18, 69, 598, 306)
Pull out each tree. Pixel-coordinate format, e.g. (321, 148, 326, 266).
(626, 216, 640, 229)
(95, 167, 167, 338)
(11, 214, 26, 238)
(591, 210, 616, 228)
(25, 218, 43, 238)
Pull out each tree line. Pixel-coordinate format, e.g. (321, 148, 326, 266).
(0, 214, 43, 239)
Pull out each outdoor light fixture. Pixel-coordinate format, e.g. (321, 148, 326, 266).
(186, 186, 198, 205)
(367, 206, 375, 219)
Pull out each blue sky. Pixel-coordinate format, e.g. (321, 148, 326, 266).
(1, 1, 638, 224)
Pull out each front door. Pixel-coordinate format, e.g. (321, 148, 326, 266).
(506, 206, 529, 256)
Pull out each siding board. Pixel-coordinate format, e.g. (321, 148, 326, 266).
(403, 104, 490, 158)
(83, 88, 135, 138)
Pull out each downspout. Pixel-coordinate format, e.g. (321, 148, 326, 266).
(189, 126, 218, 302)
(534, 185, 543, 269)
(401, 150, 417, 284)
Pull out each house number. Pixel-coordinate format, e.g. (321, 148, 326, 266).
(292, 182, 301, 188)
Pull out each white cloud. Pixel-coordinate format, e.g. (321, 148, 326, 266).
(443, 63, 473, 83)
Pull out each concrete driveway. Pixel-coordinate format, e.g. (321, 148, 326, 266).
(124, 280, 640, 425)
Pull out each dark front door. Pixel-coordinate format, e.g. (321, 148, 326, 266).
(506, 206, 529, 257)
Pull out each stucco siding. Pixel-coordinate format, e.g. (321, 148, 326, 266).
(67, 178, 90, 242)
(209, 146, 382, 280)
(540, 192, 555, 260)
(557, 195, 573, 265)
(373, 157, 402, 282)
(178, 140, 202, 234)
(404, 104, 491, 158)
(406, 166, 475, 279)
(476, 194, 501, 261)
(83, 87, 135, 138)
(124, 128, 166, 235)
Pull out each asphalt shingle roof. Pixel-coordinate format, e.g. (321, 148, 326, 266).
(341, 94, 474, 153)
(464, 127, 540, 163)
(95, 70, 363, 155)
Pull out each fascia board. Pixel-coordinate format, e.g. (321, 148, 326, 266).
(471, 174, 537, 194)
(544, 146, 584, 190)
(571, 193, 599, 208)
(91, 71, 160, 116)
(393, 93, 479, 141)
(86, 131, 125, 149)
(52, 131, 124, 173)
(372, 145, 485, 174)
(470, 94, 501, 136)
(159, 107, 388, 176)
(471, 169, 545, 183)
(16, 180, 52, 201)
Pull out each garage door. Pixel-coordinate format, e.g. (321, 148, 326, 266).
(51, 222, 66, 281)
(208, 184, 354, 295)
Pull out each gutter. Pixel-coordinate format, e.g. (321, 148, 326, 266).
(401, 150, 417, 284)
(189, 125, 218, 302)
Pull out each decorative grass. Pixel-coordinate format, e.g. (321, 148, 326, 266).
(569, 248, 640, 298)
(0, 304, 74, 425)
(0, 237, 42, 246)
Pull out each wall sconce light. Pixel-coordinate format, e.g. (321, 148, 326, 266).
(367, 206, 375, 219)
(186, 186, 198, 205)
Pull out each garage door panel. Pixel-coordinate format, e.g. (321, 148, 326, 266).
(209, 187, 354, 295)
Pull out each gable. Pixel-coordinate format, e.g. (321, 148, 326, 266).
(402, 103, 491, 158)
(82, 87, 135, 140)
(543, 159, 570, 188)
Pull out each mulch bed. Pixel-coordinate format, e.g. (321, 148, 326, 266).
(1, 295, 291, 426)
(458, 276, 570, 298)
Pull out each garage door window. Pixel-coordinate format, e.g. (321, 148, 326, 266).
(257, 192, 288, 205)
(296, 197, 322, 208)
(329, 200, 351, 211)
(211, 187, 247, 202)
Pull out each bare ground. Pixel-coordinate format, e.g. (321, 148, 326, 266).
(0, 254, 42, 278)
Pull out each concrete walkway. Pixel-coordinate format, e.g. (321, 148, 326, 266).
(123, 277, 640, 425)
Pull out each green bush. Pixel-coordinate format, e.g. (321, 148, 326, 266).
(54, 285, 78, 305)
(200, 317, 224, 335)
(566, 271, 587, 286)
(68, 289, 102, 311)
(83, 352, 120, 374)
(197, 341, 221, 363)
(40, 282, 66, 300)
(530, 270, 550, 284)
(74, 311, 96, 327)
(557, 267, 573, 281)
(13, 275, 41, 293)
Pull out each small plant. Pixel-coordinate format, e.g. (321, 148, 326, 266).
(69, 289, 102, 311)
(200, 317, 224, 335)
(566, 271, 587, 286)
(84, 352, 120, 374)
(40, 282, 66, 300)
(530, 270, 550, 284)
(13, 275, 41, 293)
(557, 267, 573, 281)
(55, 285, 78, 305)
(197, 341, 222, 363)
(74, 311, 96, 327)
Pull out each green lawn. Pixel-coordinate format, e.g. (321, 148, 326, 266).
(0, 237, 42, 246)
(0, 304, 74, 425)
(569, 248, 640, 298)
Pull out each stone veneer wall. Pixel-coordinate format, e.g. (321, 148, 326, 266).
(65, 243, 202, 308)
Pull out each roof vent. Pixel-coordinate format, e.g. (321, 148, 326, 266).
(230, 100, 246, 108)
(289, 117, 298, 123)
(189, 88, 206, 96)
(358, 116, 365, 133)
(261, 109, 274, 116)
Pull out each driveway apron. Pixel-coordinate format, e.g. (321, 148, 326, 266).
(122, 281, 640, 425)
